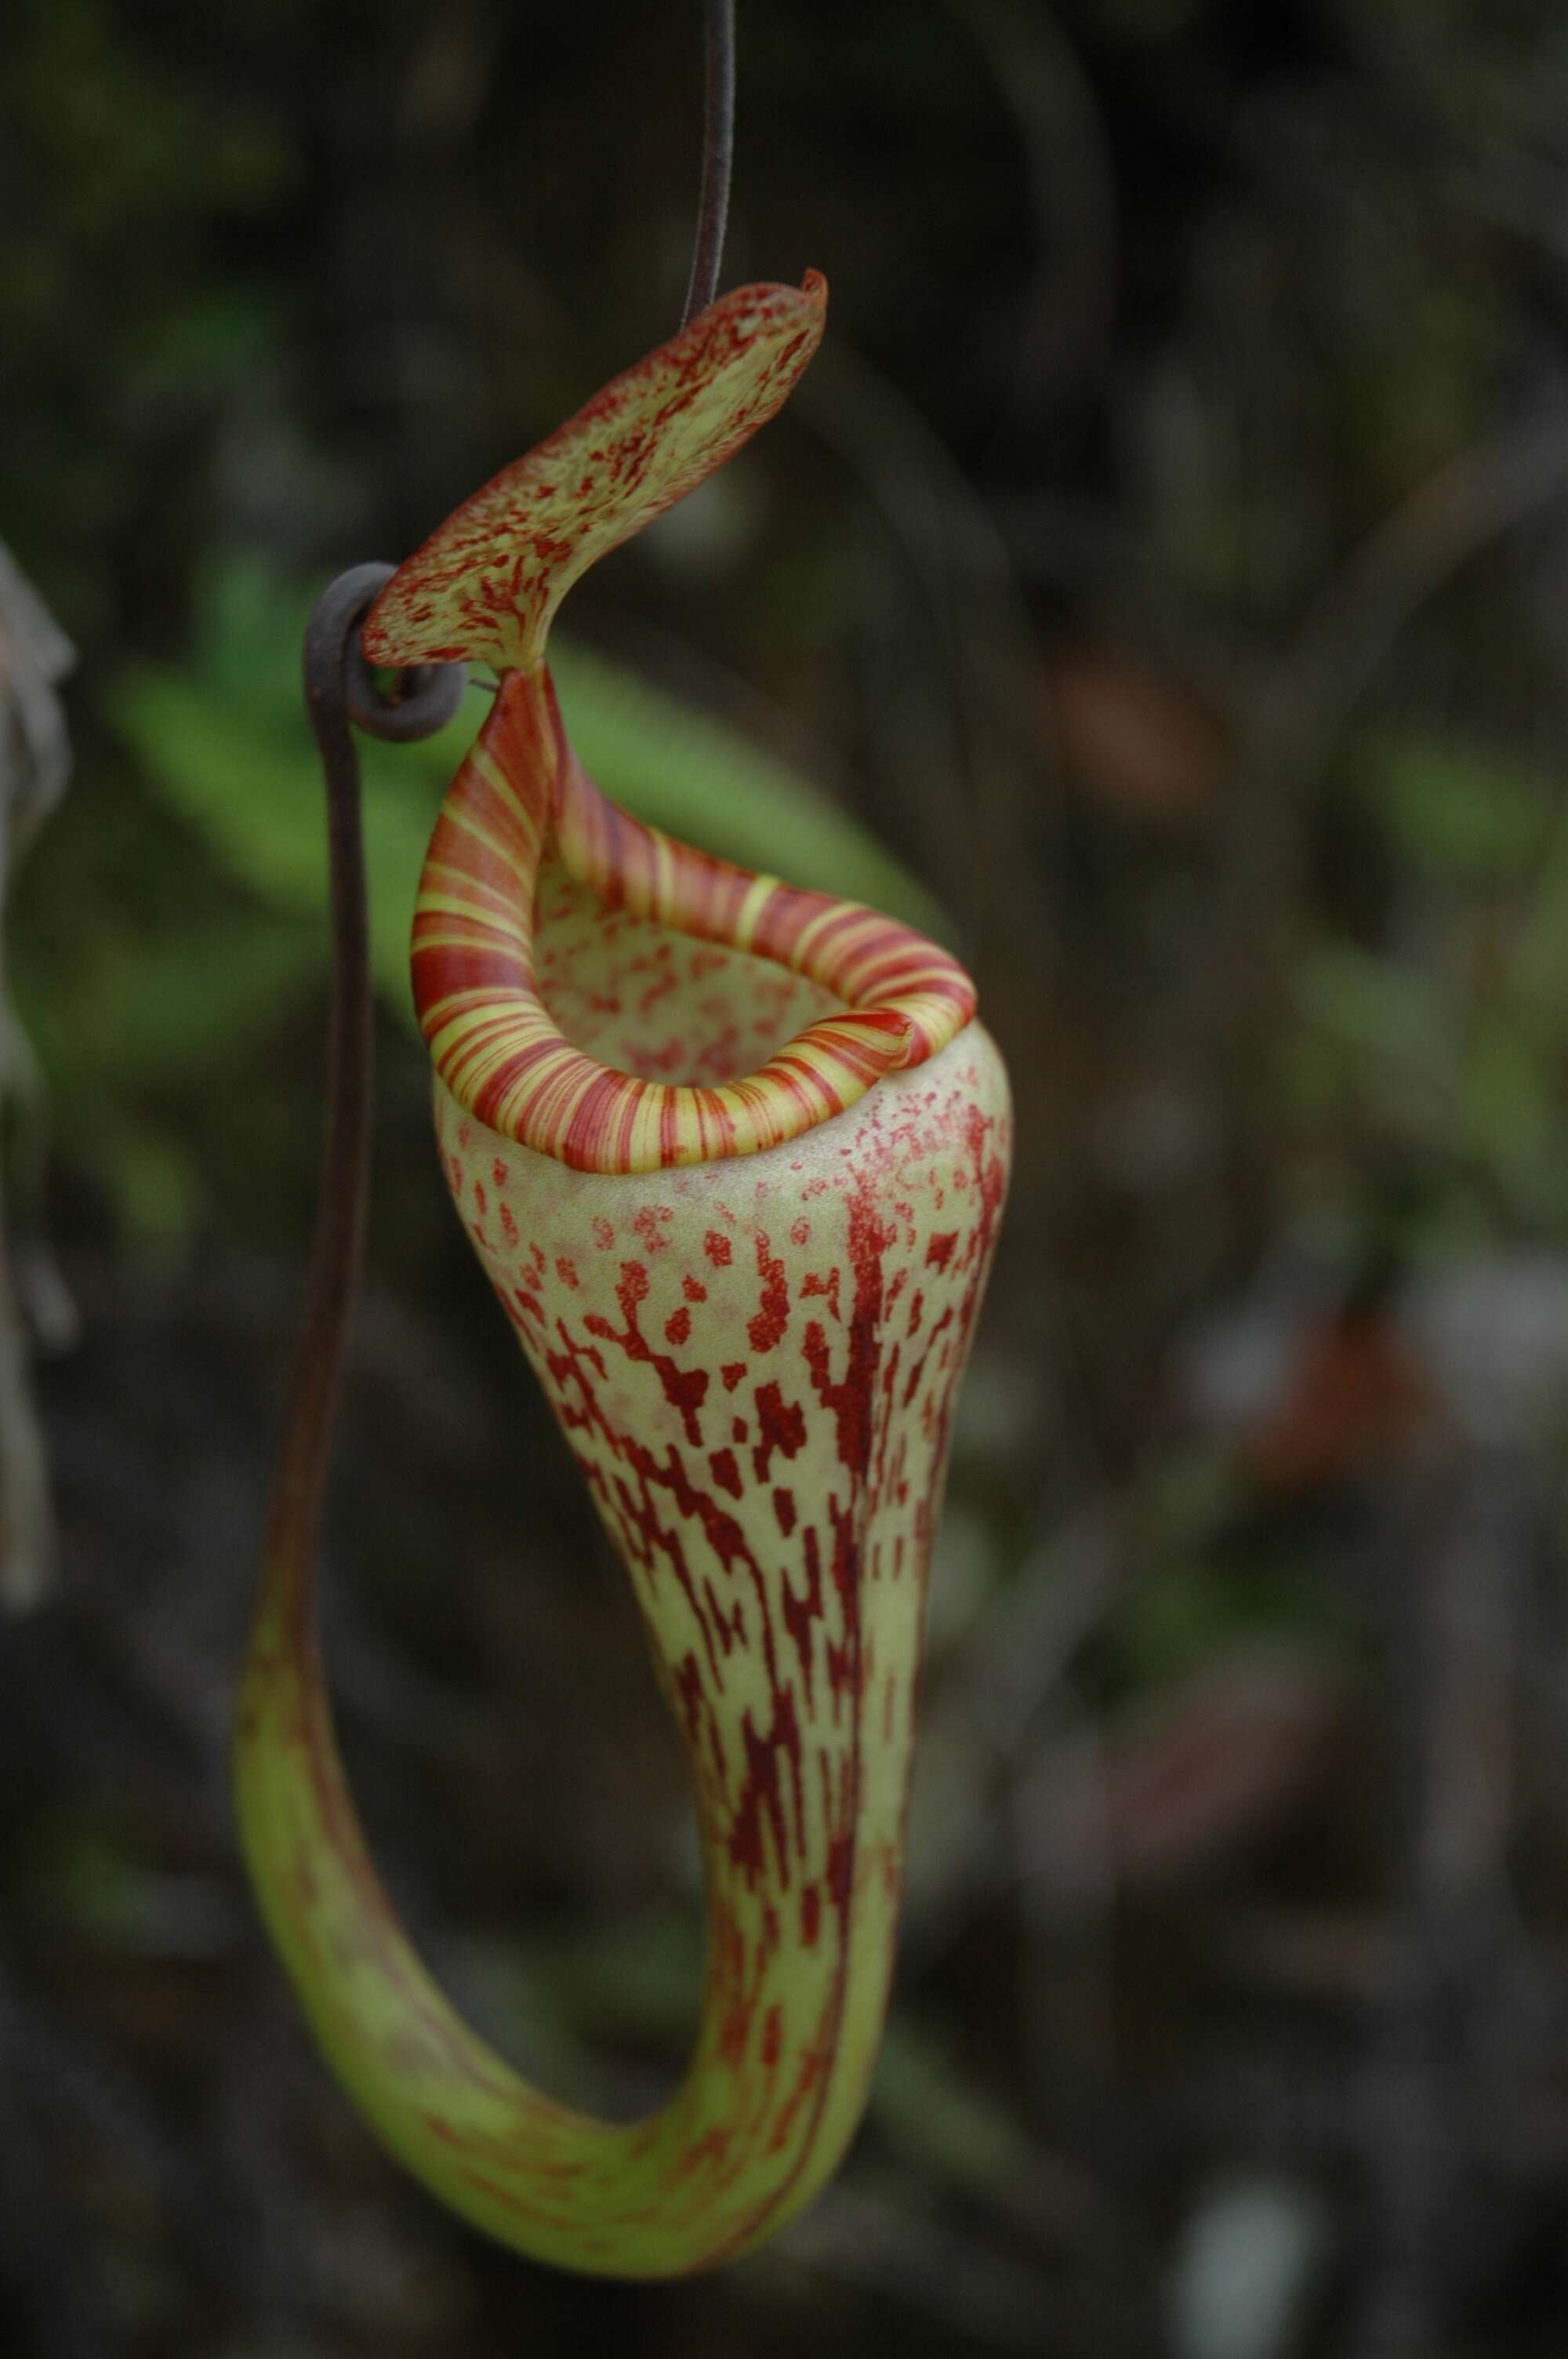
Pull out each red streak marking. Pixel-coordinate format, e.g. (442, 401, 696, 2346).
(719, 2005, 750, 2067)
(789, 1217, 810, 1246)
(801, 1266, 841, 1321)
(702, 1577, 746, 1657)
(926, 1229, 959, 1270)
(582, 1259, 710, 1445)
(752, 1380, 807, 1483)
(705, 1229, 733, 1267)
(556, 1355, 781, 1692)
(604, 1430, 764, 1685)
(708, 1448, 742, 1499)
(555, 1255, 579, 1289)
(767, 2041, 826, 2155)
(673, 1648, 727, 1779)
(634, 1204, 673, 1252)
(665, 1305, 691, 1345)
(728, 1685, 804, 1889)
(721, 1361, 746, 1391)
(773, 1488, 797, 1536)
(906, 1287, 924, 1336)
(592, 1217, 615, 1249)
(781, 1522, 824, 1707)
(822, 1498, 864, 1713)
(473, 1178, 488, 1215)
(683, 1274, 708, 1303)
(902, 1304, 955, 1408)
(456, 2166, 575, 2222)
(747, 1231, 789, 1353)
(800, 1883, 821, 1947)
(731, 1416, 747, 1443)
(491, 1158, 508, 1187)
(761, 2005, 783, 2070)
(802, 1183, 888, 1485)
(826, 1830, 855, 1915)
(679, 2125, 733, 2177)
(499, 1204, 518, 1247)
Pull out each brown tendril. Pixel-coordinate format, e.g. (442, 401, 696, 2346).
(265, 566, 464, 1595)
(680, 0, 736, 326)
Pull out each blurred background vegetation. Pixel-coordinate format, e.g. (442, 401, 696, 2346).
(6, 1, 1568, 2353)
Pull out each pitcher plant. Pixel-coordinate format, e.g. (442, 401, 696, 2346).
(235, 270, 1011, 2276)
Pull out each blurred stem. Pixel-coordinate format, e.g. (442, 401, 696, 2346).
(0, 1233, 54, 1608)
(680, 0, 735, 326)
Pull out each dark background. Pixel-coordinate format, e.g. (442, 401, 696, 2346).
(5, 2, 1568, 2352)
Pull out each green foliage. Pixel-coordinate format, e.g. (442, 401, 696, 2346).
(1105, 1558, 1341, 1697)
(1276, 725, 1568, 1236)
(109, 561, 445, 1020)
(1357, 727, 1548, 884)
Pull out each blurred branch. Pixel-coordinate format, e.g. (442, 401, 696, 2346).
(1210, 406, 1568, 1028)
(0, 543, 76, 1611)
(799, 338, 1050, 965)
(774, 2182, 1131, 2352)
(946, 0, 1119, 430)
(1351, 1452, 1534, 2358)
(1256, 409, 1568, 795)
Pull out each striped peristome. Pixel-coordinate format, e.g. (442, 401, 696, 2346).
(412, 662, 976, 1171)
(236, 273, 1012, 2278)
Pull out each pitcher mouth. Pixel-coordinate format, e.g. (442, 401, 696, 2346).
(412, 665, 978, 1176)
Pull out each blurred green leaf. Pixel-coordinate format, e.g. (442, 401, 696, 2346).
(872, 2020, 1039, 2197)
(1455, 1011, 1559, 1209)
(1357, 728, 1548, 883)
(1290, 940, 1450, 1071)
(1105, 1559, 1342, 1696)
(110, 656, 445, 1016)
(31, 907, 317, 1092)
